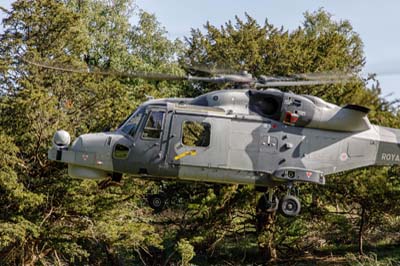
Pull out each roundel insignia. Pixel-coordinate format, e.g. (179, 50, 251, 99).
(340, 153, 348, 161)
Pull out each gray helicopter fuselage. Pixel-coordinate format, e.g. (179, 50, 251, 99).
(48, 89, 400, 187)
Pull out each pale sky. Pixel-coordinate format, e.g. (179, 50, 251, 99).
(1, 0, 399, 101)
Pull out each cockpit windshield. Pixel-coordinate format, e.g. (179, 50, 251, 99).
(119, 107, 145, 137)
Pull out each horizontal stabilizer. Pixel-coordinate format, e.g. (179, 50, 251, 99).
(343, 104, 370, 114)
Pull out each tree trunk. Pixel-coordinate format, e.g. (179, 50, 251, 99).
(104, 244, 122, 266)
(358, 207, 366, 255)
(24, 245, 52, 266)
(256, 195, 277, 261)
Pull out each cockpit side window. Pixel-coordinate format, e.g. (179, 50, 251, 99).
(120, 108, 145, 137)
(142, 111, 165, 139)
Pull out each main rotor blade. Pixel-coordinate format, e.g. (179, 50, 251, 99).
(255, 79, 346, 88)
(290, 72, 353, 81)
(22, 58, 188, 81)
(260, 72, 353, 82)
(364, 70, 400, 77)
(186, 65, 239, 75)
(23, 58, 256, 84)
(188, 74, 253, 83)
(23, 58, 355, 88)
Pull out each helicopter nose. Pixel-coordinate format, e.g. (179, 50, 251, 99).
(49, 130, 129, 179)
(70, 132, 128, 165)
(71, 133, 114, 160)
(68, 132, 126, 179)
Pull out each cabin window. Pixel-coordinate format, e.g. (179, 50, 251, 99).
(142, 111, 165, 139)
(182, 121, 211, 147)
(113, 144, 129, 159)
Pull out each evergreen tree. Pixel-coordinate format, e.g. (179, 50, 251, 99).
(183, 9, 400, 261)
(0, 0, 181, 264)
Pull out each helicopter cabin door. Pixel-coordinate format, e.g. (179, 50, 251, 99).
(128, 106, 167, 175)
(167, 114, 228, 171)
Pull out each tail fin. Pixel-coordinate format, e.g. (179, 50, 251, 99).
(375, 126, 400, 165)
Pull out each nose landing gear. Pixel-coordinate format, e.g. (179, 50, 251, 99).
(147, 193, 167, 213)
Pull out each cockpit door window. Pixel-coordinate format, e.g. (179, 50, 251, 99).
(142, 111, 165, 139)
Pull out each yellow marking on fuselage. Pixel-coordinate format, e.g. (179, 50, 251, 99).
(174, 150, 197, 160)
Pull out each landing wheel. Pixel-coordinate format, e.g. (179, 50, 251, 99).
(148, 193, 166, 212)
(111, 172, 122, 182)
(279, 195, 301, 217)
(258, 191, 279, 212)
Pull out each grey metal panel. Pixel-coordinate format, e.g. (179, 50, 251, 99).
(228, 120, 260, 170)
(167, 114, 228, 169)
(228, 150, 257, 170)
(206, 117, 230, 167)
(175, 165, 209, 182)
(228, 119, 282, 172)
(298, 128, 349, 174)
(256, 132, 281, 172)
(348, 139, 370, 157)
(298, 127, 379, 175)
(229, 131, 258, 151)
(305, 136, 340, 161)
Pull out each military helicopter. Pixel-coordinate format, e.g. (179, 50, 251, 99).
(26, 59, 400, 217)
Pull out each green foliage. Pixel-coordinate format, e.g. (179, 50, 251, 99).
(176, 238, 196, 266)
(182, 121, 210, 147)
(0, 134, 43, 210)
(0, 0, 180, 264)
(345, 253, 400, 266)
